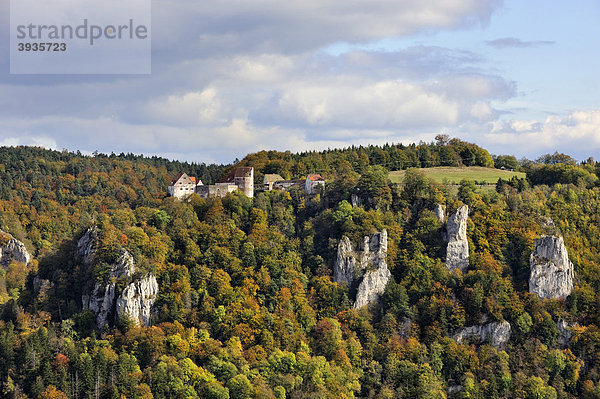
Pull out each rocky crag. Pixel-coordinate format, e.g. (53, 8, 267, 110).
(557, 320, 572, 349)
(0, 230, 31, 269)
(334, 236, 358, 286)
(445, 205, 469, 272)
(453, 320, 512, 349)
(116, 275, 159, 327)
(334, 230, 390, 309)
(529, 235, 574, 299)
(79, 228, 158, 328)
(434, 204, 446, 224)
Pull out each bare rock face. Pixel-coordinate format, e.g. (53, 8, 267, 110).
(557, 320, 571, 348)
(351, 194, 363, 208)
(334, 230, 390, 309)
(77, 227, 99, 266)
(79, 228, 158, 328)
(446, 205, 469, 272)
(33, 275, 54, 297)
(83, 282, 117, 328)
(453, 320, 511, 349)
(116, 275, 159, 327)
(354, 262, 391, 309)
(82, 251, 137, 328)
(334, 236, 358, 285)
(110, 251, 136, 279)
(0, 230, 31, 269)
(434, 204, 446, 224)
(529, 236, 574, 299)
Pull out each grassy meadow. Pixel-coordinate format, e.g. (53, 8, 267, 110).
(389, 166, 526, 184)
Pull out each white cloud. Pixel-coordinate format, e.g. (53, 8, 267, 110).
(477, 109, 600, 159)
(145, 88, 225, 126)
(151, 0, 500, 57)
(0, 42, 517, 162)
(0, 135, 58, 150)
(486, 37, 555, 49)
(4, 0, 594, 164)
(230, 54, 296, 84)
(277, 79, 460, 128)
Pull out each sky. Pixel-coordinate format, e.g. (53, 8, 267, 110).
(1, 0, 600, 164)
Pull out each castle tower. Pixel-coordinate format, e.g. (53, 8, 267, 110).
(234, 167, 254, 198)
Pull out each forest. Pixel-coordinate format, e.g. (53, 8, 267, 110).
(0, 139, 599, 398)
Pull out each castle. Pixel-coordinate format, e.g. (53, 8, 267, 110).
(263, 173, 325, 194)
(169, 167, 325, 200)
(168, 167, 254, 200)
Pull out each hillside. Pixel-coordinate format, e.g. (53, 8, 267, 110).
(389, 166, 527, 184)
(0, 143, 599, 398)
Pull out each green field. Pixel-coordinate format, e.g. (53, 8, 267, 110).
(389, 166, 526, 184)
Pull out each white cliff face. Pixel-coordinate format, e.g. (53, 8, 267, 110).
(453, 320, 511, 349)
(82, 251, 136, 328)
(83, 282, 117, 328)
(77, 227, 99, 265)
(334, 230, 390, 309)
(111, 251, 136, 279)
(354, 264, 391, 309)
(116, 275, 159, 327)
(79, 228, 158, 328)
(0, 230, 31, 268)
(434, 204, 446, 224)
(334, 236, 358, 285)
(529, 235, 574, 299)
(446, 205, 469, 272)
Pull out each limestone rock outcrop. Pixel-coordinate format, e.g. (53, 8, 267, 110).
(354, 262, 391, 309)
(83, 281, 118, 328)
(351, 194, 363, 208)
(0, 230, 31, 268)
(334, 230, 390, 309)
(77, 227, 99, 265)
(79, 228, 158, 328)
(453, 320, 511, 349)
(529, 235, 574, 299)
(557, 319, 571, 348)
(445, 205, 469, 272)
(116, 275, 159, 327)
(33, 275, 53, 298)
(434, 204, 446, 224)
(81, 251, 137, 328)
(334, 236, 358, 285)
